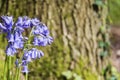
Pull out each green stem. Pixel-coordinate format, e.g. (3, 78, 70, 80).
(11, 57, 15, 80)
(3, 55, 7, 80)
(3, 56, 11, 80)
(16, 27, 34, 80)
(25, 73, 28, 80)
(8, 56, 11, 80)
(25, 26, 35, 48)
(17, 67, 21, 80)
(15, 67, 19, 80)
(23, 27, 34, 80)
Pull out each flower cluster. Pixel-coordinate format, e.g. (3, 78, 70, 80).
(21, 48, 44, 73)
(0, 16, 53, 73)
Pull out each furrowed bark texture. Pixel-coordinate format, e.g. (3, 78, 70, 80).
(0, 0, 109, 80)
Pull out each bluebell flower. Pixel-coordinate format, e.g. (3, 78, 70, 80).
(15, 16, 31, 30)
(29, 49, 38, 59)
(46, 36, 53, 45)
(23, 50, 32, 62)
(37, 50, 44, 58)
(13, 40, 24, 49)
(6, 28, 24, 49)
(33, 36, 53, 46)
(32, 24, 49, 36)
(15, 17, 23, 27)
(5, 44, 17, 56)
(32, 48, 43, 59)
(33, 36, 47, 46)
(32, 26, 40, 35)
(0, 16, 53, 74)
(23, 48, 44, 60)
(40, 24, 50, 36)
(24, 55, 32, 62)
(15, 59, 20, 67)
(15, 17, 25, 32)
(21, 48, 44, 73)
(7, 33, 14, 42)
(1, 16, 13, 32)
(0, 23, 6, 30)
(31, 18, 40, 26)
(31, 48, 44, 59)
(21, 66, 29, 73)
(22, 60, 28, 66)
(32, 37, 39, 46)
(14, 28, 24, 40)
(22, 17, 31, 28)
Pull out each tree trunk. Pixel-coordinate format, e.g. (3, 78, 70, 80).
(0, 0, 110, 80)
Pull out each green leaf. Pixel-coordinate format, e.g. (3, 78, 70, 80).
(73, 73, 82, 80)
(62, 70, 73, 79)
(99, 41, 105, 48)
(74, 76, 82, 80)
(105, 41, 111, 48)
(109, 75, 117, 80)
(100, 26, 106, 33)
(111, 67, 117, 75)
(95, 0, 104, 6)
(100, 51, 108, 57)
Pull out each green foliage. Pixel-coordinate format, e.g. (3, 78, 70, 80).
(109, 75, 117, 80)
(109, 0, 120, 24)
(82, 70, 98, 80)
(98, 40, 110, 57)
(0, 34, 7, 49)
(100, 51, 108, 57)
(100, 26, 106, 33)
(110, 67, 120, 80)
(73, 57, 98, 80)
(62, 70, 73, 79)
(94, 0, 104, 6)
(99, 41, 106, 48)
(62, 70, 83, 80)
(0, 34, 7, 78)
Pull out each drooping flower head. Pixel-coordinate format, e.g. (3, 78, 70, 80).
(32, 23, 53, 47)
(33, 36, 53, 46)
(31, 18, 40, 26)
(32, 23, 50, 36)
(0, 16, 14, 32)
(15, 16, 31, 32)
(5, 44, 17, 56)
(22, 48, 44, 61)
(0, 16, 53, 74)
(21, 66, 29, 73)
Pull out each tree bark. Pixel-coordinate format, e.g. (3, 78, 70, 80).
(0, 0, 110, 80)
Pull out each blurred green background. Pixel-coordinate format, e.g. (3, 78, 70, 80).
(108, 0, 120, 25)
(0, 0, 119, 80)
